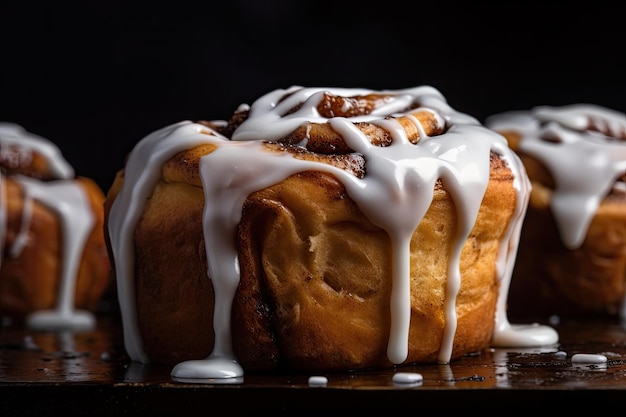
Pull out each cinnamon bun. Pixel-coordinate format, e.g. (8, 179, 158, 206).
(0, 123, 111, 330)
(105, 86, 558, 380)
(486, 105, 626, 319)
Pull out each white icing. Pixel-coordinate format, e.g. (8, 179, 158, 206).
(571, 353, 607, 364)
(17, 175, 97, 331)
(307, 376, 329, 387)
(485, 105, 626, 249)
(107, 85, 558, 383)
(0, 124, 96, 331)
(392, 372, 423, 385)
(0, 122, 74, 180)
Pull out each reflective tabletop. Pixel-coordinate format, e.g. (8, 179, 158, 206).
(2, 311, 626, 415)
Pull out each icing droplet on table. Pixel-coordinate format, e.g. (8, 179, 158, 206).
(308, 376, 328, 387)
(392, 372, 423, 385)
(571, 353, 608, 364)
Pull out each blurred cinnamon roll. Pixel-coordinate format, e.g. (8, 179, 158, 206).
(486, 105, 626, 319)
(0, 123, 111, 330)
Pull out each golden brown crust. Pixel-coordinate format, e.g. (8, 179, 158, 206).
(314, 93, 393, 118)
(133, 178, 215, 364)
(104, 87, 521, 370)
(499, 131, 626, 318)
(280, 109, 443, 153)
(106, 137, 518, 371)
(0, 177, 111, 319)
(235, 166, 513, 371)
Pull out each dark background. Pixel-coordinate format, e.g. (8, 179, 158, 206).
(2, 1, 624, 192)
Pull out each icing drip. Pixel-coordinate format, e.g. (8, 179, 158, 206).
(16, 176, 97, 331)
(107, 86, 558, 382)
(0, 124, 96, 330)
(485, 105, 626, 250)
(107, 122, 224, 363)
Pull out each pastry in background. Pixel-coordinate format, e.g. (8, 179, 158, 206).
(0, 123, 111, 330)
(486, 105, 626, 319)
(105, 85, 557, 382)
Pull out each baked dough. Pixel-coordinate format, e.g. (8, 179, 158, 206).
(0, 123, 111, 327)
(106, 86, 558, 376)
(486, 105, 626, 318)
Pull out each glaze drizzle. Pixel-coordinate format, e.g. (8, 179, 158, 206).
(486, 104, 626, 249)
(107, 86, 559, 382)
(0, 123, 96, 330)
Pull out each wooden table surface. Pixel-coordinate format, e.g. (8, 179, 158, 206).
(2, 311, 626, 415)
